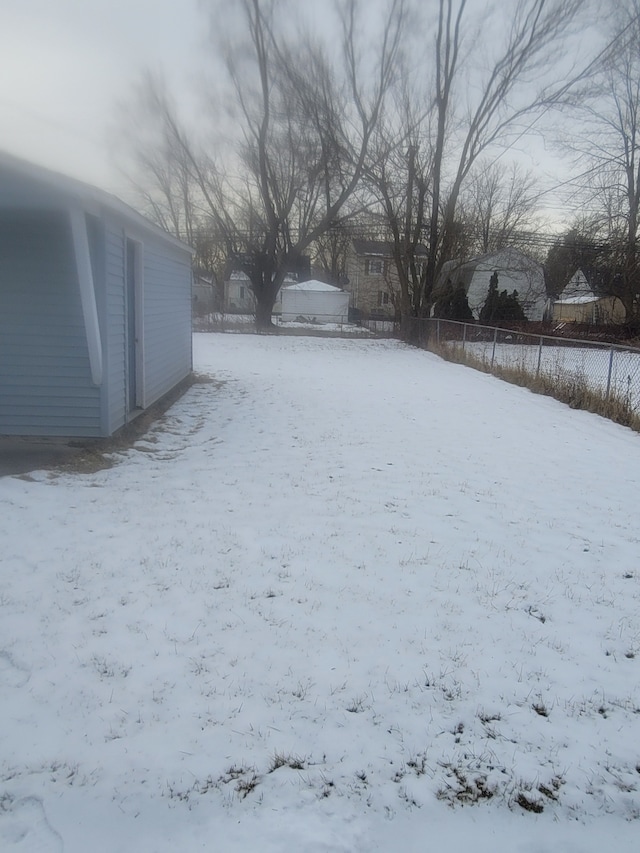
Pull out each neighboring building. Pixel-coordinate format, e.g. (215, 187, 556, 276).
(281, 280, 350, 324)
(224, 270, 256, 313)
(553, 269, 625, 325)
(345, 239, 427, 319)
(223, 269, 299, 315)
(345, 238, 428, 319)
(192, 274, 217, 317)
(0, 152, 194, 437)
(438, 248, 548, 321)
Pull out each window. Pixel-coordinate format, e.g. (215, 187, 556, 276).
(240, 286, 245, 299)
(365, 258, 384, 276)
(377, 291, 390, 307)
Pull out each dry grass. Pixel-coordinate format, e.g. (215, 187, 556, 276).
(430, 343, 640, 432)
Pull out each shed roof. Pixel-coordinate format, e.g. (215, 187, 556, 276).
(0, 150, 194, 255)
(283, 279, 342, 292)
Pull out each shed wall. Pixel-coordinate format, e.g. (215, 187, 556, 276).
(141, 236, 193, 406)
(102, 224, 193, 434)
(281, 290, 349, 323)
(0, 210, 101, 436)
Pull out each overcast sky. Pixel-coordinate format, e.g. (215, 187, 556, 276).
(0, 0, 204, 194)
(0, 0, 604, 229)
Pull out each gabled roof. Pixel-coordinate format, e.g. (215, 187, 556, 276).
(352, 238, 427, 257)
(557, 269, 596, 301)
(0, 150, 194, 254)
(438, 248, 542, 291)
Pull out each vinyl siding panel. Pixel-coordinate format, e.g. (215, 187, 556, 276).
(0, 210, 101, 436)
(141, 238, 192, 406)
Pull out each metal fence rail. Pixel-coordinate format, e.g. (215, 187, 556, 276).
(417, 318, 640, 413)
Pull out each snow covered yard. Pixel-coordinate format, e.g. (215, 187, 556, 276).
(1, 332, 639, 852)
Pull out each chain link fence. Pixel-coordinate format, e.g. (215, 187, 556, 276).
(408, 318, 640, 415)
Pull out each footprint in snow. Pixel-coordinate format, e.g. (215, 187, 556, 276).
(0, 651, 30, 688)
(0, 797, 63, 852)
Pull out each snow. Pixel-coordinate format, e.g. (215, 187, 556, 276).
(1, 333, 639, 852)
(459, 340, 640, 411)
(555, 295, 599, 305)
(283, 280, 343, 291)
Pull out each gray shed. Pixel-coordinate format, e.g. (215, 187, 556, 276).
(0, 152, 194, 437)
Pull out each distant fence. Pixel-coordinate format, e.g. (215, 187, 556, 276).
(194, 313, 377, 337)
(411, 318, 640, 413)
(363, 319, 397, 335)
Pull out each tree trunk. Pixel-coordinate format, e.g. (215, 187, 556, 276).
(254, 289, 278, 331)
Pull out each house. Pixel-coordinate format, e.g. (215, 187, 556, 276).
(552, 269, 625, 325)
(438, 248, 548, 321)
(281, 280, 350, 324)
(345, 239, 427, 319)
(192, 274, 217, 318)
(224, 270, 255, 313)
(0, 152, 194, 437)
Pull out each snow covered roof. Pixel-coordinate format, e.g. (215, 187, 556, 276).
(283, 279, 342, 292)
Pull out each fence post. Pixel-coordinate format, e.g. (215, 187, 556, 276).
(536, 336, 543, 376)
(462, 322, 467, 352)
(606, 345, 614, 399)
(491, 326, 498, 367)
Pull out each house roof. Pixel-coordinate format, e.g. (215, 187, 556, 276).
(437, 248, 543, 293)
(283, 280, 342, 292)
(0, 150, 194, 255)
(352, 238, 427, 257)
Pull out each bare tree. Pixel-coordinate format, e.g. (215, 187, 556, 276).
(311, 220, 353, 285)
(366, 0, 588, 336)
(123, 0, 405, 330)
(118, 73, 227, 292)
(564, 0, 640, 322)
(461, 160, 540, 254)
(365, 128, 433, 336)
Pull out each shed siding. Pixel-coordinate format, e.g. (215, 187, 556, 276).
(104, 222, 127, 434)
(142, 238, 192, 405)
(0, 210, 101, 435)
